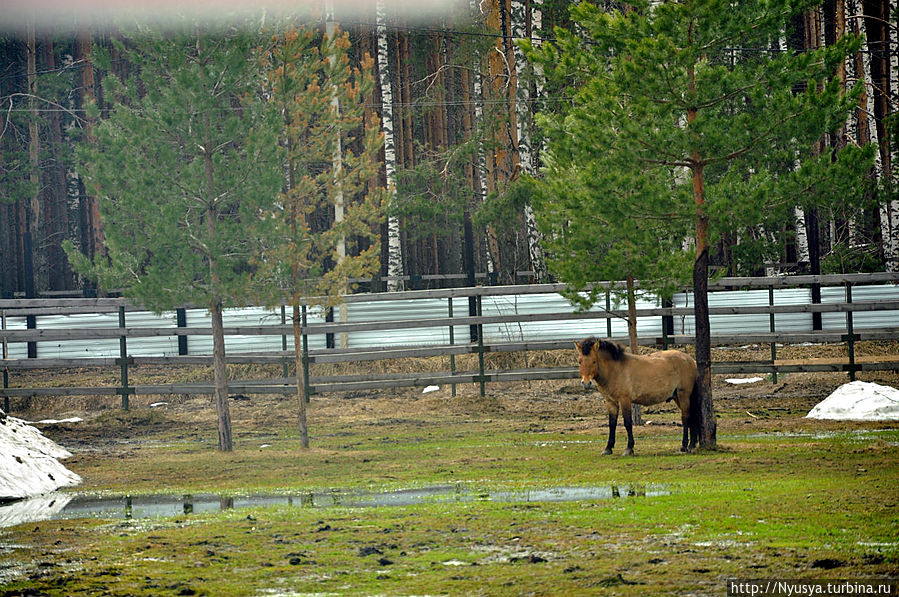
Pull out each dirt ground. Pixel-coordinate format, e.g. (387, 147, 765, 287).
(7, 341, 899, 453)
(2, 344, 898, 597)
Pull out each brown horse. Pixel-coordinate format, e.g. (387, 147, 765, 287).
(575, 338, 699, 456)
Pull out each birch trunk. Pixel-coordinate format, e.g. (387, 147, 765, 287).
(512, 0, 547, 282)
(377, 0, 404, 290)
(847, 1, 868, 246)
(781, 31, 812, 269)
(862, 0, 898, 271)
(471, 0, 493, 276)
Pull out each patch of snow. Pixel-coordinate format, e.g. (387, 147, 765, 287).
(0, 411, 81, 501)
(150, 402, 168, 407)
(806, 381, 899, 421)
(422, 385, 440, 394)
(725, 377, 764, 385)
(28, 417, 83, 425)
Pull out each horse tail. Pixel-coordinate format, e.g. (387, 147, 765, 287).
(688, 376, 702, 446)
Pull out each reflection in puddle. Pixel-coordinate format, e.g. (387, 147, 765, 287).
(0, 483, 668, 528)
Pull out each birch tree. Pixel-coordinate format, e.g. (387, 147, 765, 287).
(512, 0, 548, 282)
(862, 0, 899, 271)
(377, 0, 405, 291)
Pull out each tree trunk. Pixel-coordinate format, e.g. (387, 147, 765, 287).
(688, 143, 716, 447)
(692, 241, 715, 447)
(325, 9, 349, 348)
(377, 0, 404, 291)
(862, 0, 898, 271)
(41, 36, 71, 290)
(293, 305, 309, 448)
(202, 94, 232, 451)
(626, 275, 639, 355)
(687, 37, 717, 447)
(75, 28, 105, 273)
(209, 300, 233, 452)
(512, 0, 548, 282)
(794, 207, 811, 267)
(625, 274, 642, 425)
(0, 40, 18, 294)
(848, 0, 874, 247)
(482, 0, 509, 278)
(26, 20, 39, 298)
(399, 30, 415, 169)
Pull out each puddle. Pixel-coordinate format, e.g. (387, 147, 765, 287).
(736, 429, 899, 442)
(0, 483, 668, 529)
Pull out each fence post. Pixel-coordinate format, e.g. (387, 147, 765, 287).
(845, 282, 856, 382)
(769, 286, 777, 384)
(301, 304, 311, 403)
(661, 297, 673, 350)
(448, 297, 457, 397)
(176, 307, 188, 355)
(476, 294, 486, 397)
(1, 309, 8, 413)
(605, 289, 612, 338)
(468, 294, 479, 344)
(26, 309, 36, 359)
(325, 308, 335, 349)
(118, 306, 131, 411)
(281, 305, 289, 378)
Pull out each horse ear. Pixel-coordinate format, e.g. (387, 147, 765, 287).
(574, 341, 581, 352)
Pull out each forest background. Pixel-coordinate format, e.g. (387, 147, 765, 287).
(1, 0, 897, 300)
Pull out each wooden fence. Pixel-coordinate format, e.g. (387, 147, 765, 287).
(2, 273, 898, 411)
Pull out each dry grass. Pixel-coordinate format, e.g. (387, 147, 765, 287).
(5, 341, 898, 419)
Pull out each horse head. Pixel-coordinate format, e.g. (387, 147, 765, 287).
(575, 338, 625, 390)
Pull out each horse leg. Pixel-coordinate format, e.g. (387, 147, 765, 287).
(621, 400, 635, 456)
(603, 404, 618, 455)
(680, 409, 690, 453)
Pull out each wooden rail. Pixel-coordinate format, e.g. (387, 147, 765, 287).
(2, 273, 898, 410)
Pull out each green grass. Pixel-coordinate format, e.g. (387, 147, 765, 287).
(1, 400, 898, 596)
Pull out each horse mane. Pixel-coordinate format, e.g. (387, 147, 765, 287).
(578, 337, 626, 361)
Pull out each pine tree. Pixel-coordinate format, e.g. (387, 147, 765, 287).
(253, 22, 382, 448)
(67, 23, 281, 452)
(527, 0, 875, 448)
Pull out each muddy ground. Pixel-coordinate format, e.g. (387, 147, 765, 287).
(2, 343, 898, 596)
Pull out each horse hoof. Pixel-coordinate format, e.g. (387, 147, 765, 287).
(680, 446, 688, 453)
(602, 448, 613, 456)
(622, 449, 634, 457)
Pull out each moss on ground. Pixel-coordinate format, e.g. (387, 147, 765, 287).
(2, 390, 898, 596)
